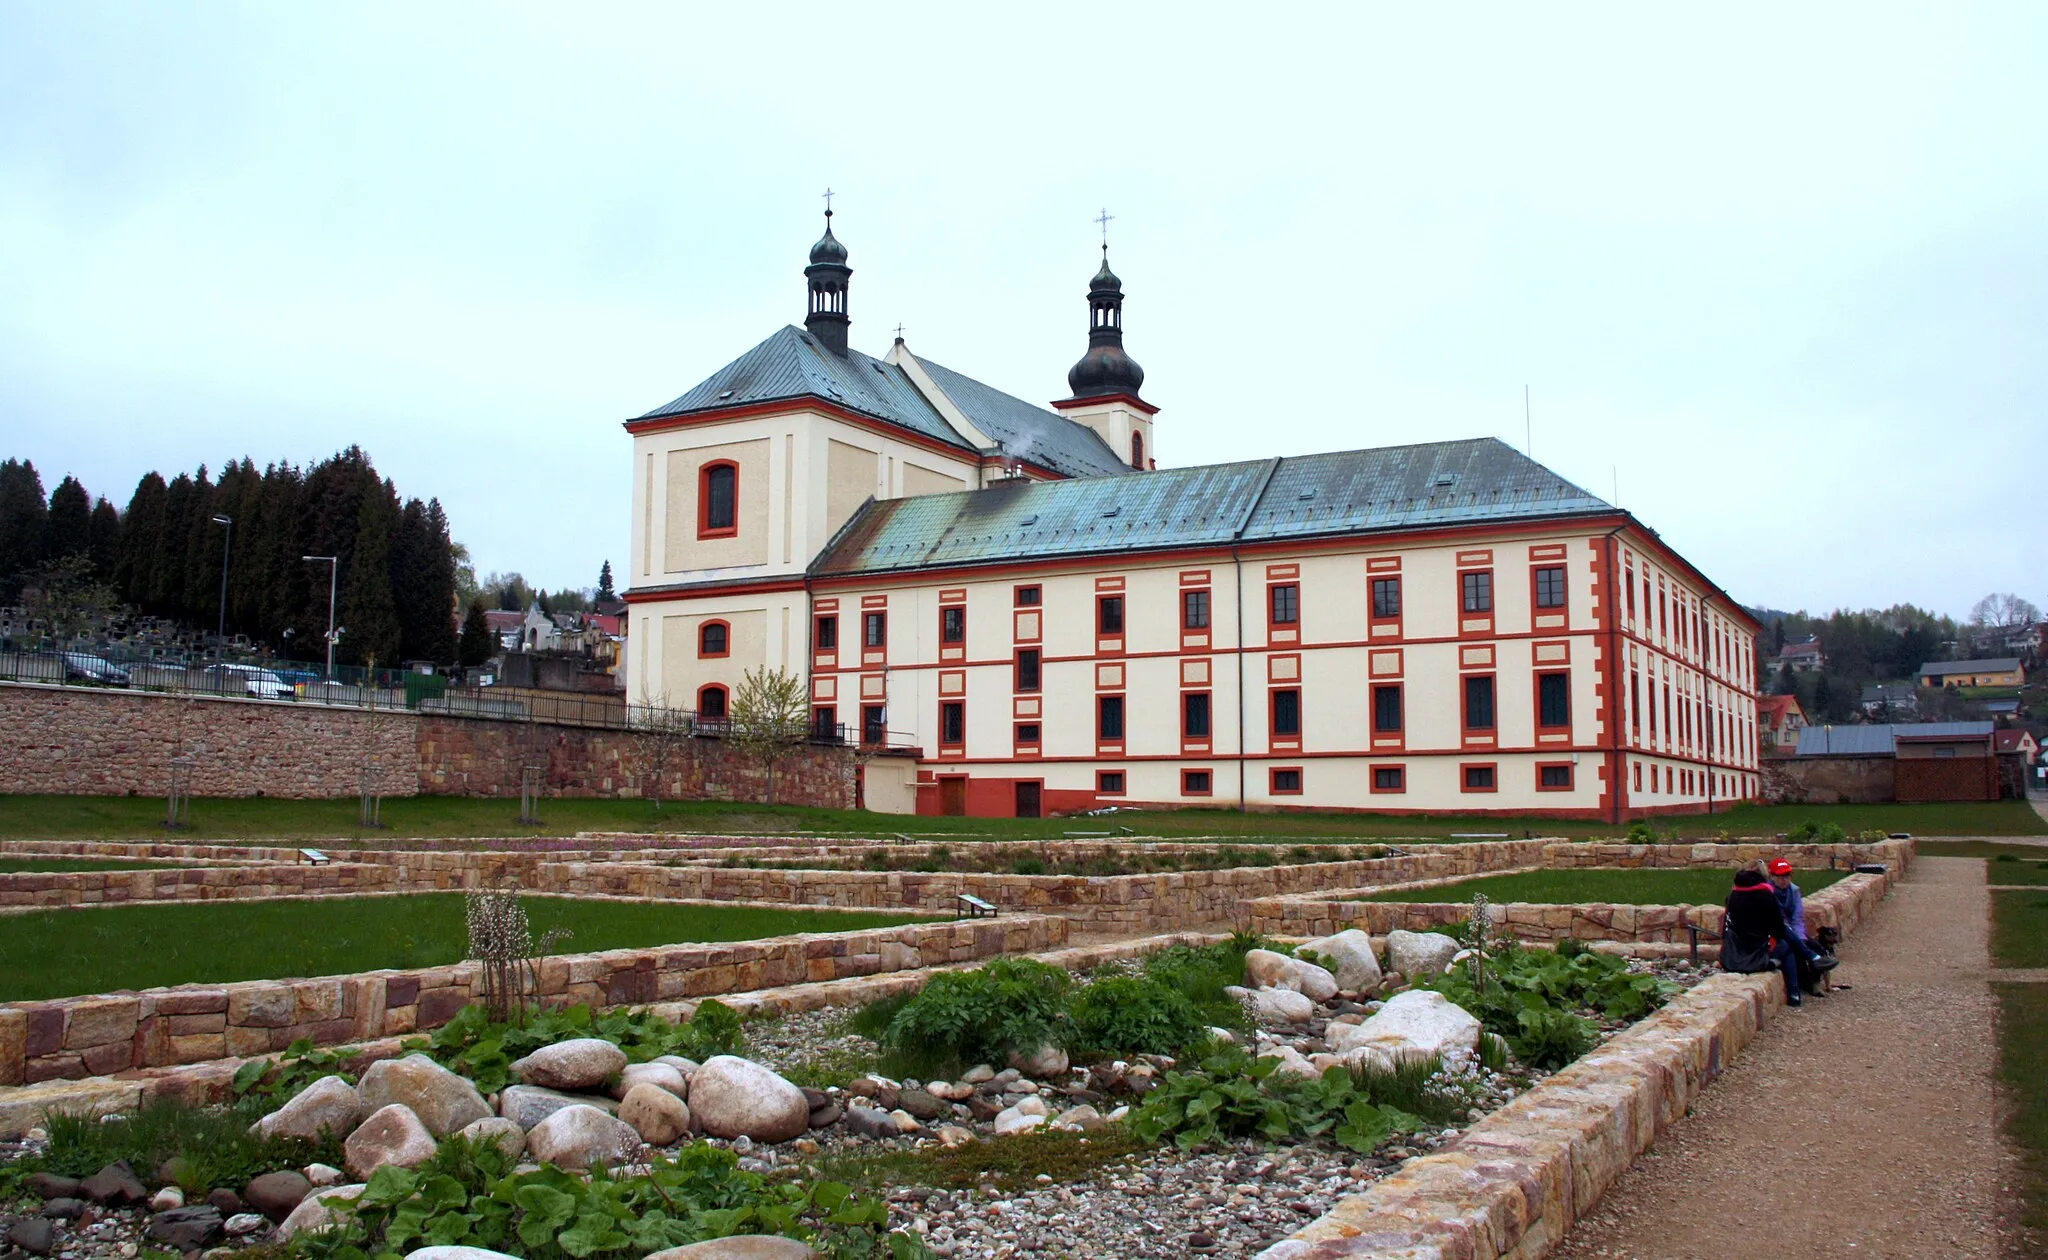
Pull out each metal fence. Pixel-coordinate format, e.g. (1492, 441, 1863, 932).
(0, 647, 913, 749)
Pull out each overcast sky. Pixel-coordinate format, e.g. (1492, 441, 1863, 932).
(2, 4, 2042, 618)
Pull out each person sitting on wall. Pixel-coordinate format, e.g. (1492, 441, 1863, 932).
(1722, 863, 1804, 1007)
(1766, 857, 1840, 993)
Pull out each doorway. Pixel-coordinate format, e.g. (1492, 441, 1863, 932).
(939, 777, 968, 817)
(1014, 781, 1042, 819)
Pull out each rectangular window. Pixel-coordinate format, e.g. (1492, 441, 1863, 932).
(700, 462, 737, 536)
(861, 704, 886, 745)
(1015, 648, 1041, 692)
(1272, 688, 1301, 736)
(1097, 695, 1125, 740)
(1371, 577, 1401, 619)
(1461, 570, 1493, 613)
(1372, 684, 1403, 733)
(1270, 584, 1299, 625)
(1014, 722, 1041, 745)
(863, 611, 886, 648)
(1463, 764, 1497, 791)
(940, 605, 966, 644)
(1096, 770, 1125, 794)
(1270, 767, 1303, 794)
(1539, 763, 1573, 789)
(1182, 769, 1213, 796)
(814, 615, 837, 651)
(811, 706, 836, 739)
(1015, 585, 1041, 607)
(1183, 691, 1212, 739)
(1464, 674, 1496, 730)
(1534, 566, 1567, 609)
(939, 701, 964, 746)
(1182, 589, 1210, 630)
(1098, 595, 1124, 635)
(1538, 672, 1571, 728)
(1372, 765, 1405, 792)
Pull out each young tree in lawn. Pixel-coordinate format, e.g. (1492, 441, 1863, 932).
(728, 666, 810, 804)
(632, 692, 694, 812)
(21, 555, 120, 649)
(458, 600, 496, 667)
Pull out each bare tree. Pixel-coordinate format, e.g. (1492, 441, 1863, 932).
(465, 883, 570, 1023)
(728, 666, 809, 804)
(1970, 592, 2041, 630)
(632, 692, 694, 812)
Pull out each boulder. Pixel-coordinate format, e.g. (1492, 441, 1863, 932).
(499, 1085, 616, 1130)
(38, 1199, 84, 1221)
(843, 1106, 898, 1140)
(1334, 989, 1482, 1069)
(255, 1075, 364, 1143)
(1224, 985, 1315, 1023)
(652, 1055, 700, 1076)
(344, 1105, 439, 1180)
(806, 1101, 843, 1129)
(1297, 930, 1384, 993)
(510, 1039, 628, 1092)
(206, 1188, 244, 1214)
(456, 1116, 526, 1161)
(611, 1062, 690, 1102)
(895, 1088, 946, 1121)
(1005, 1044, 1068, 1077)
(687, 1056, 810, 1144)
(1385, 930, 1461, 979)
(224, 1212, 269, 1236)
(146, 1206, 224, 1251)
(992, 1106, 1045, 1136)
(79, 1162, 147, 1206)
(643, 1238, 820, 1260)
(1053, 1104, 1105, 1131)
(27, 1173, 80, 1199)
(357, 1055, 491, 1137)
(618, 1083, 691, 1146)
(243, 1170, 313, 1221)
(1258, 1047, 1322, 1080)
(1244, 950, 1340, 1002)
(278, 1183, 367, 1239)
(523, 1104, 639, 1171)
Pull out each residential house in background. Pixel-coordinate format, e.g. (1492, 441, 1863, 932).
(1775, 639, 1825, 673)
(1993, 727, 2038, 766)
(1918, 657, 2025, 689)
(1757, 693, 1808, 756)
(1860, 681, 1921, 719)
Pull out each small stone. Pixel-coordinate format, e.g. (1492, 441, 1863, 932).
(8, 1219, 56, 1256)
(643, 1237, 821, 1259)
(888, 1108, 921, 1134)
(1053, 1105, 1104, 1131)
(455, 1116, 527, 1161)
(27, 1173, 81, 1199)
(1005, 1044, 1068, 1077)
(344, 1105, 439, 1180)
(277, 1184, 367, 1239)
(244, 1170, 313, 1220)
(80, 1162, 147, 1206)
(961, 1065, 996, 1084)
(612, 1062, 690, 1102)
(936, 1124, 974, 1149)
(151, 1187, 186, 1211)
(896, 1088, 946, 1120)
(146, 1205, 224, 1251)
(845, 1106, 898, 1140)
(205, 1188, 243, 1214)
(807, 1101, 844, 1129)
(224, 1213, 268, 1237)
(39, 1198, 84, 1220)
(992, 1106, 1046, 1136)
(619, 1083, 691, 1146)
(304, 1162, 343, 1185)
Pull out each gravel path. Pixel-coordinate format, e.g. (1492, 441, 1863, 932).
(1552, 856, 2029, 1260)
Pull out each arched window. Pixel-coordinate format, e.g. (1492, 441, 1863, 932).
(698, 620, 729, 658)
(1130, 431, 1145, 469)
(699, 461, 738, 537)
(697, 684, 728, 719)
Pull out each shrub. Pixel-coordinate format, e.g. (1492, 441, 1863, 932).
(1127, 1046, 1466, 1153)
(1413, 938, 1675, 1069)
(1010, 857, 1047, 876)
(1068, 974, 1209, 1058)
(876, 958, 1072, 1077)
(232, 1038, 359, 1106)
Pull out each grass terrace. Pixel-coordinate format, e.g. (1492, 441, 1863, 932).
(0, 895, 935, 1002)
(1996, 983, 2048, 1239)
(0, 794, 2039, 843)
(0, 856, 179, 873)
(1348, 866, 1855, 905)
(1992, 889, 2048, 970)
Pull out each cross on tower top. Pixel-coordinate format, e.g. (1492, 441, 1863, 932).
(1094, 207, 1114, 251)
(822, 187, 835, 214)
(893, 321, 906, 341)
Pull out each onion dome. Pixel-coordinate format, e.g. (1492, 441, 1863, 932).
(1065, 249, 1144, 399)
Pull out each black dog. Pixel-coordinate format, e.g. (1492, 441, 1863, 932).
(1802, 925, 1842, 996)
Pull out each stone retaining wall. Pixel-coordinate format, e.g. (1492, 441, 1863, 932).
(0, 913, 1063, 1085)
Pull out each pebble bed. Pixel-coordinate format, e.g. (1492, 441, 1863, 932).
(0, 957, 1716, 1260)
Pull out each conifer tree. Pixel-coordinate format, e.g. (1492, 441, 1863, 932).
(43, 476, 92, 563)
(339, 478, 402, 666)
(87, 498, 122, 582)
(0, 458, 47, 602)
(458, 600, 495, 666)
(596, 559, 616, 602)
(117, 472, 168, 608)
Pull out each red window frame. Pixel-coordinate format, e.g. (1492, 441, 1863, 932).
(1370, 764, 1406, 794)
(1182, 690, 1213, 740)
(1013, 721, 1041, 755)
(1370, 575, 1402, 622)
(863, 610, 887, 649)
(1536, 761, 1574, 791)
(697, 460, 739, 539)
(1014, 584, 1042, 607)
(696, 684, 728, 718)
(814, 614, 837, 652)
(1096, 769, 1127, 795)
(1131, 431, 1145, 469)
(1462, 673, 1497, 738)
(1097, 595, 1125, 635)
(1460, 569, 1494, 614)
(1269, 766, 1304, 795)
(1532, 565, 1568, 611)
(1460, 762, 1499, 793)
(698, 619, 730, 659)
(1371, 683, 1403, 735)
(811, 705, 836, 738)
(1270, 686, 1302, 739)
(939, 700, 965, 748)
(1182, 588, 1211, 631)
(1633, 761, 1644, 791)
(940, 604, 966, 645)
(1535, 670, 1571, 731)
(860, 703, 886, 746)
(1181, 768, 1214, 797)
(1268, 583, 1300, 628)
(1014, 647, 1041, 693)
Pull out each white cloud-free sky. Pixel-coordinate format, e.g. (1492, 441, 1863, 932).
(2, 4, 2042, 616)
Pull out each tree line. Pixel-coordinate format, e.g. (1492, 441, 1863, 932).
(0, 448, 459, 668)
(1757, 595, 2040, 723)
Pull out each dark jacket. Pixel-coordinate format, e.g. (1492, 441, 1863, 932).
(1724, 872, 1789, 955)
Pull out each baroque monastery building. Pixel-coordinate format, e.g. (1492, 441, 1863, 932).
(624, 213, 1761, 819)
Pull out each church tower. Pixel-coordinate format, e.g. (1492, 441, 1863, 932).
(804, 208, 852, 356)
(1052, 247, 1156, 469)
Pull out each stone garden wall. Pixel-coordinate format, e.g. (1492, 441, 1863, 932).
(0, 681, 857, 806)
(0, 913, 1064, 1085)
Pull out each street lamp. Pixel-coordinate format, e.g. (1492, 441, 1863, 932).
(303, 555, 338, 681)
(211, 515, 232, 657)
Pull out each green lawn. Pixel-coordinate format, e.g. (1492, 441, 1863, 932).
(0, 794, 2036, 844)
(1351, 866, 1852, 905)
(0, 857, 177, 873)
(0, 895, 935, 1002)
(1987, 856, 2048, 886)
(1918, 840, 2048, 859)
(1995, 983, 2048, 1244)
(1992, 890, 2048, 970)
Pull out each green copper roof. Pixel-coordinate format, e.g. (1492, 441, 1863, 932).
(812, 438, 1612, 577)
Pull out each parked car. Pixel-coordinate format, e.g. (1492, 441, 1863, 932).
(272, 668, 322, 688)
(62, 653, 131, 685)
(203, 662, 294, 700)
